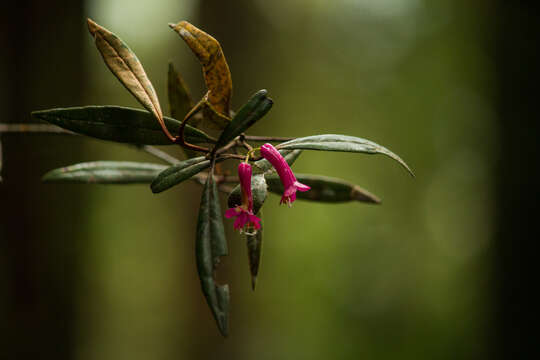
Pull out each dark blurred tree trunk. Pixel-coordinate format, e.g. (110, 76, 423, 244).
(0, 1, 85, 359)
(493, 1, 539, 359)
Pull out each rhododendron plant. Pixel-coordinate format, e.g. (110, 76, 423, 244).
(0, 19, 413, 337)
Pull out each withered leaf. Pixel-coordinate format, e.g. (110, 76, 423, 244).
(87, 19, 173, 140)
(169, 21, 233, 119)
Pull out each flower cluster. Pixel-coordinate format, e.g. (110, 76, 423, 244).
(225, 143, 310, 233)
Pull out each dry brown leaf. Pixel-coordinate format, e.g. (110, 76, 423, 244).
(169, 21, 233, 119)
(87, 18, 175, 141)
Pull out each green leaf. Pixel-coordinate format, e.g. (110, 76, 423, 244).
(276, 134, 413, 176)
(168, 62, 193, 120)
(227, 174, 268, 215)
(32, 106, 214, 145)
(246, 210, 263, 290)
(253, 149, 302, 173)
(151, 156, 211, 193)
(87, 19, 166, 132)
(196, 170, 229, 337)
(265, 173, 381, 204)
(214, 90, 273, 150)
(42, 161, 167, 184)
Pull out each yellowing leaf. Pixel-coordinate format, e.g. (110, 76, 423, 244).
(169, 21, 233, 119)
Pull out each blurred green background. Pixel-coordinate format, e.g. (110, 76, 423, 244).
(1, 0, 499, 359)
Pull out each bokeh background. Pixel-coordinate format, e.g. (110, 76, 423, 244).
(1, 0, 534, 359)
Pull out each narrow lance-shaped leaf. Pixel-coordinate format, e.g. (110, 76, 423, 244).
(253, 149, 302, 173)
(246, 210, 263, 290)
(214, 90, 273, 150)
(32, 106, 214, 145)
(151, 156, 211, 193)
(227, 174, 268, 215)
(169, 21, 232, 117)
(265, 173, 381, 204)
(196, 168, 230, 336)
(276, 134, 413, 176)
(42, 161, 167, 184)
(168, 61, 193, 120)
(87, 19, 168, 136)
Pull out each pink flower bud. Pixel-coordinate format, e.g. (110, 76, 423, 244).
(260, 143, 310, 206)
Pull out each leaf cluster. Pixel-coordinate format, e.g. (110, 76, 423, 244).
(26, 19, 412, 336)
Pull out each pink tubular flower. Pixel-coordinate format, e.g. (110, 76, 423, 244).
(225, 163, 261, 232)
(260, 143, 310, 206)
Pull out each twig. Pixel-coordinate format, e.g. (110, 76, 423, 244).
(243, 135, 294, 142)
(215, 138, 240, 156)
(0, 123, 181, 167)
(215, 153, 246, 161)
(240, 139, 253, 152)
(176, 99, 211, 153)
(138, 145, 180, 165)
(0, 123, 75, 134)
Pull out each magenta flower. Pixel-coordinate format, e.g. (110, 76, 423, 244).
(225, 163, 261, 232)
(260, 143, 310, 206)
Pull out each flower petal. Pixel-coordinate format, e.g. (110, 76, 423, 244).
(295, 181, 311, 192)
(248, 214, 262, 229)
(225, 207, 238, 218)
(234, 212, 248, 229)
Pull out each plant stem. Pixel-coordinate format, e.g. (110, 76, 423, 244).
(138, 145, 180, 165)
(176, 99, 211, 153)
(0, 123, 182, 166)
(0, 123, 74, 134)
(215, 138, 240, 156)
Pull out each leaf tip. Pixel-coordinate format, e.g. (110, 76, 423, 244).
(351, 186, 382, 204)
(86, 18, 99, 35)
(168, 21, 188, 31)
(41, 169, 57, 183)
(251, 276, 257, 291)
(30, 110, 45, 120)
(256, 89, 268, 97)
(149, 181, 161, 194)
